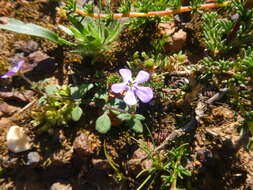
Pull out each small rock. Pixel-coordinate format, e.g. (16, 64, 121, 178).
(27, 152, 40, 165)
(91, 158, 111, 171)
(158, 21, 176, 36)
(6, 126, 31, 153)
(0, 17, 9, 24)
(0, 103, 18, 116)
(14, 40, 39, 54)
(127, 141, 154, 176)
(50, 182, 72, 190)
(73, 133, 99, 157)
(212, 106, 235, 120)
(165, 29, 187, 53)
(0, 89, 34, 102)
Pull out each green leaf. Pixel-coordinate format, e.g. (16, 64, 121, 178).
(181, 168, 192, 176)
(117, 113, 132, 121)
(67, 15, 85, 34)
(96, 113, 111, 134)
(45, 85, 58, 95)
(58, 24, 74, 36)
(38, 95, 46, 105)
(0, 18, 73, 46)
(71, 83, 94, 99)
(135, 114, 145, 121)
(128, 119, 143, 133)
(71, 106, 83, 121)
(94, 91, 109, 101)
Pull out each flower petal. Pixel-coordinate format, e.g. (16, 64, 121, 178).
(124, 89, 137, 105)
(11, 60, 25, 73)
(135, 86, 153, 103)
(119, 69, 132, 82)
(1, 71, 16, 78)
(0, 60, 25, 79)
(111, 82, 127, 93)
(134, 70, 150, 84)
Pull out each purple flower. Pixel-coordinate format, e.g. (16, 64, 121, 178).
(0, 60, 25, 78)
(111, 69, 153, 106)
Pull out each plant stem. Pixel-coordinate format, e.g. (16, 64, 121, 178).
(20, 74, 80, 101)
(75, 1, 229, 19)
(104, 105, 131, 113)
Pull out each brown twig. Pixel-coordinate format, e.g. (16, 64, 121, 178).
(15, 99, 36, 116)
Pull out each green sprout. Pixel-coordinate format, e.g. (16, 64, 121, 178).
(203, 11, 233, 55)
(136, 142, 191, 190)
(31, 83, 93, 132)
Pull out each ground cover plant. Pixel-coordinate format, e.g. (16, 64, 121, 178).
(0, 0, 253, 189)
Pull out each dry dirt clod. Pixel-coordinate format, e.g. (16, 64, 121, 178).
(0, 103, 19, 117)
(6, 125, 31, 153)
(158, 21, 187, 52)
(0, 89, 34, 102)
(127, 141, 153, 176)
(158, 21, 176, 36)
(14, 40, 39, 54)
(50, 182, 72, 190)
(91, 158, 111, 171)
(165, 29, 187, 53)
(73, 133, 99, 157)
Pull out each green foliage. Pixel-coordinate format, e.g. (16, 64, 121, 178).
(161, 144, 191, 189)
(64, 0, 77, 12)
(229, 0, 253, 42)
(202, 12, 233, 55)
(128, 0, 174, 29)
(200, 47, 253, 87)
(200, 57, 234, 83)
(61, 15, 122, 58)
(189, 0, 203, 12)
(0, 18, 73, 46)
(96, 112, 111, 134)
(118, 0, 132, 14)
(94, 96, 146, 134)
(136, 142, 191, 190)
(71, 106, 83, 121)
(31, 83, 93, 131)
(167, 0, 182, 10)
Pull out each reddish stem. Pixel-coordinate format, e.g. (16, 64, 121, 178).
(75, 1, 230, 19)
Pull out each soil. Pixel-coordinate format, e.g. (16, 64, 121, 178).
(0, 0, 253, 190)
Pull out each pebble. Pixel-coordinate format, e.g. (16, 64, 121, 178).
(27, 152, 40, 165)
(6, 126, 31, 153)
(50, 182, 72, 190)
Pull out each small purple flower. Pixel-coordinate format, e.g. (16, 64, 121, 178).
(111, 69, 153, 106)
(0, 60, 25, 79)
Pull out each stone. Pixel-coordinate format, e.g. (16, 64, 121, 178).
(91, 158, 111, 171)
(27, 152, 40, 165)
(50, 182, 72, 190)
(73, 133, 100, 157)
(6, 126, 31, 153)
(165, 29, 187, 53)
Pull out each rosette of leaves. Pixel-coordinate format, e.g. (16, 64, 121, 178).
(31, 83, 93, 131)
(59, 15, 122, 59)
(203, 12, 233, 55)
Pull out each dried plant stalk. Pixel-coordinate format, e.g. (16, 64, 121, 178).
(75, 1, 230, 19)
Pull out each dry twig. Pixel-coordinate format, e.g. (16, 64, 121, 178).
(75, 2, 229, 19)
